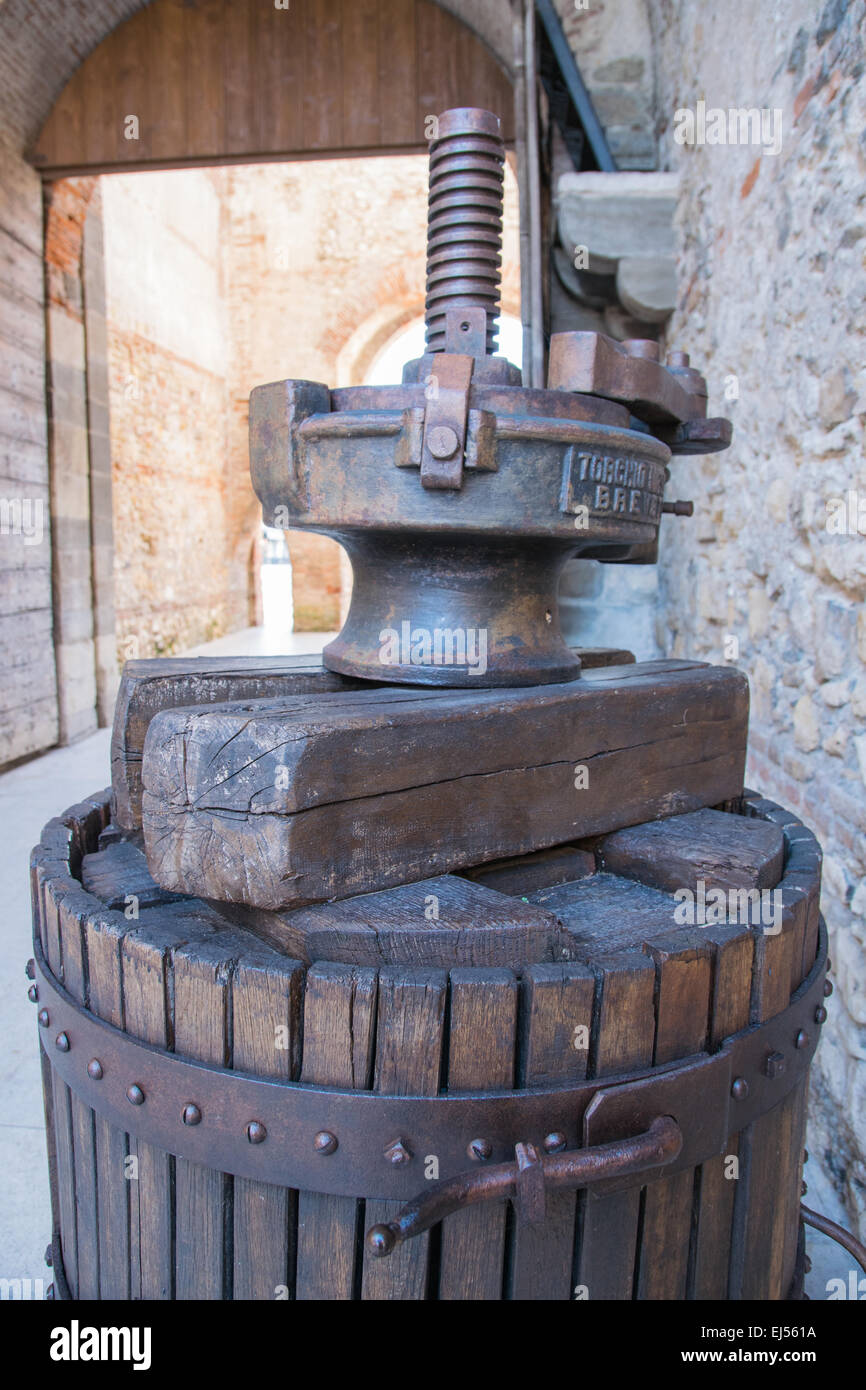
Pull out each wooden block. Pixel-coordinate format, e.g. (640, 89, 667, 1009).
(598, 807, 784, 893)
(528, 872, 680, 960)
(81, 840, 185, 911)
(141, 661, 749, 909)
(232, 875, 577, 968)
(110, 654, 367, 832)
(110, 648, 631, 832)
(461, 843, 596, 897)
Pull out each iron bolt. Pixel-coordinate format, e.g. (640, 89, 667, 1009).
(182, 1103, 202, 1126)
(87, 1059, 103, 1080)
(126, 1083, 145, 1106)
(27, 985, 38, 1003)
(543, 1132, 567, 1154)
(467, 1137, 492, 1162)
(25, 959, 35, 980)
(731, 1077, 749, 1101)
(246, 1121, 267, 1145)
(384, 1138, 412, 1166)
(55, 1032, 70, 1053)
(38, 1009, 50, 1028)
(667, 350, 690, 368)
(823, 979, 833, 997)
(367, 1224, 397, 1257)
(814, 1006, 827, 1025)
(623, 338, 660, 361)
(314, 1130, 338, 1156)
(764, 1051, 786, 1079)
(427, 425, 459, 460)
(795, 1030, 809, 1050)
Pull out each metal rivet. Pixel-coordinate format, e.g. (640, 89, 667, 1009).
(427, 425, 459, 460)
(182, 1103, 202, 1126)
(38, 1009, 50, 1028)
(384, 1138, 412, 1166)
(25, 959, 36, 980)
(27, 985, 38, 1003)
(87, 1059, 103, 1080)
(467, 1137, 492, 1162)
(801, 1179, 808, 1196)
(731, 1077, 749, 1101)
(823, 979, 833, 998)
(814, 1005, 827, 1025)
(764, 1051, 786, 1079)
(543, 1132, 567, 1155)
(367, 1224, 397, 1257)
(55, 1032, 70, 1053)
(247, 1121, 267, 1145)
(314, 1130, 338, 1155)
(795, 1030, 809, 1050)
(126, 1084, 145, 1106)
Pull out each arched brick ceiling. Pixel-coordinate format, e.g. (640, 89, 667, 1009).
(0, 0, 513, 157)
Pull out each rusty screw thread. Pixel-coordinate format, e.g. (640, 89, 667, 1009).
(425, 107, 504, 356)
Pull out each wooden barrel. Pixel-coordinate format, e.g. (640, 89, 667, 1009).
(30, 788, 824, 1301)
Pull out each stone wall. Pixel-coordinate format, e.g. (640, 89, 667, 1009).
(646, 0, 866, 1234)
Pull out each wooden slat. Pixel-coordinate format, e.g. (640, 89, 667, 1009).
(122, 921, 181, 1300)
(231, 947, 305, 1300)
(738, 926, 798, 1300)
(508, 964, 596, 1300)
(379, 0, 418, 147)
(438, 967, 518, 1300)
(576, 951, 656, 1300)
(173, 936, 234, 1300)
(342, 0, 380, 150)
(57, 890, 100, 1300)
(109, 7, 152, 165)
(185, 0, 225, 159)
(149, 0, 188, 162)
(40, 880, 78, 1296)
(691, 923, 754, 1300)
(636, 929, 713, 1301)
(361, 968, 447, 1300)
(295, 963, 377, 1300)
(303, 0, 344, 151)
(85, 903, 136, 1299)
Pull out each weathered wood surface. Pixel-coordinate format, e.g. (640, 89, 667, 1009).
(229, 874, 577, 968)
(111, 648, 634, 832)
(461, 843, 596, 896)
(598, 807, 784, 893)
(141, 661, 749, 909)
(111, 654, 365, 832)
(34, 789, 817, 1302)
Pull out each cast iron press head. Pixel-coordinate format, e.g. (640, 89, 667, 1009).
(249, 107, 731, 687)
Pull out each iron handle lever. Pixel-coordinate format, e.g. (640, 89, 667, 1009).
(366, 1113, 682, 1257)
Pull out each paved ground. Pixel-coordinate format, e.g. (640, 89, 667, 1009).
(0, 626, 857, 1301)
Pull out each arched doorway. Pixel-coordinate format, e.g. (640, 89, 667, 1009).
(32, 0, 517, 747)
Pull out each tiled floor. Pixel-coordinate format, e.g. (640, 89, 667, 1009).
(0, 625, 857, 1301)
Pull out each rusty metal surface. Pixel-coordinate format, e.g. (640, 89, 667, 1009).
(247, 105, 731, 686)
(366, 1116, 682, 1255)
(32, 920, 827, 1202)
